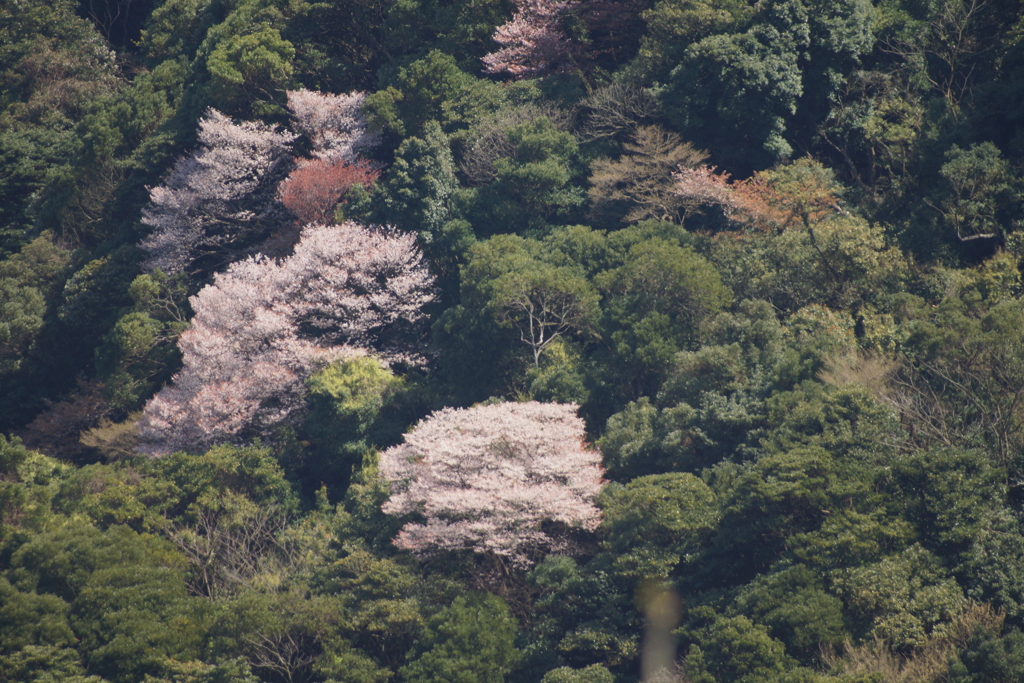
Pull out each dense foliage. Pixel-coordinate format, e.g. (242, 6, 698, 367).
(3, 0, 1024, 680)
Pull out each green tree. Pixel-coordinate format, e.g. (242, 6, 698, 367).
(365, 120, 471, 295)
(541, 664, 615, 683)
(597, 236, 731, 397)
(598, 472, 719, 580)
(206, 25, 295, 115)
(730, 565, 846, 664)
(0, 577, 76, 654)
(438, 232, 600, 400)
(949, 626, 1024, 683)
(4, 520, 210, 683)
(70, 564, 208, 683)
(927, 142, 1019, 244)
(712, 215, 908, 316)
(365, 51, 504, 138)
(301, 357, 404, 497)
(631, 0, 753, 82)
(0, 644, 105, 683)
(662, 22, 804, 169)
(526, 555, 639, 672)
(683, 611, 797, 683)
(399, 593, 520, 683)
(834, 544, 966, 648)
(0, 0, 119, 253)
(139, 444, 298, 524)
(0, 235, 70, 377)
(94, 270, 189, 414)
(314, 548, 425, 677)
(706, 446, 844, 583)
(466, 117, 587, 236)
(486, 261, 599, 367)
(892, 296, 1024, 469)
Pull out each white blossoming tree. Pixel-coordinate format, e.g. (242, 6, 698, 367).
(285, 89, 379, 163)
(140, 109, 298, 275)
(138, 221, 435, 456)
(380, 401, 604, 567)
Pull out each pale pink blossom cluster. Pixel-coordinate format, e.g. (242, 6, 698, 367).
(141, 109, 297, 274)
(482, 0, 578, 77)
(282, 222, 437, 357)
(286, 89, 380, 163)
(380, 401, 604, 567)
(672, 165, 738, 213)
(138, 222, 435, 456)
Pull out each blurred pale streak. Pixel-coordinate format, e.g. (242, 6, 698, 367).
(640, 583, 682, 682)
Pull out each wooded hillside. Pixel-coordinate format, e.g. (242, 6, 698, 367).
(2, 0, 1024, 680)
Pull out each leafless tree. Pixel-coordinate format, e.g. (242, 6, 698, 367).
(578, 81, 661, 142)
(590, 125, 708, 224)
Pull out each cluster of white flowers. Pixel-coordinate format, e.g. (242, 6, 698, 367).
(140, 110, 298, 274)
(138, 222, 435, 456)
(380, 401, 604, 567)
(286, 89, 380, 163)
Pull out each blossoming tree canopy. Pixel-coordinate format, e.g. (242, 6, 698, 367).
(380, 401, 604, 567)
(140, 91, 380, 277)
(138, 221, 436, 456)
(140, 109, 297, 275)
(285, 89, 380, 163)
(482, 0, 577, 78)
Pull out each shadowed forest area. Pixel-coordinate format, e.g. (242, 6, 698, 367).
(3, 0, 1024, 680)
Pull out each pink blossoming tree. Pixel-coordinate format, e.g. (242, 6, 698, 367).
(285, 89, 380, 163)
(138, 222, 435, 456)
(380, 401, 604, 567)
(140, 109, 297, 275)
(482, 0, 578, 78)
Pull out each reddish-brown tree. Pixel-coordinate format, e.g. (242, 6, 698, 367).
(674, 158, 846, 230)
(278, 158, 379, 225)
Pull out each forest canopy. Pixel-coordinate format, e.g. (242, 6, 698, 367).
(3, 0, 1024, 681)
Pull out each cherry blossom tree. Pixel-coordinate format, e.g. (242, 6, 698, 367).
(140, 109, 298, 275)
(380, 401, 604, 567)
(285, 89, 379, 163)
(482, 0, 578, 78)
(673, 165, 743, 221)
(138, 222, 435, 456)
